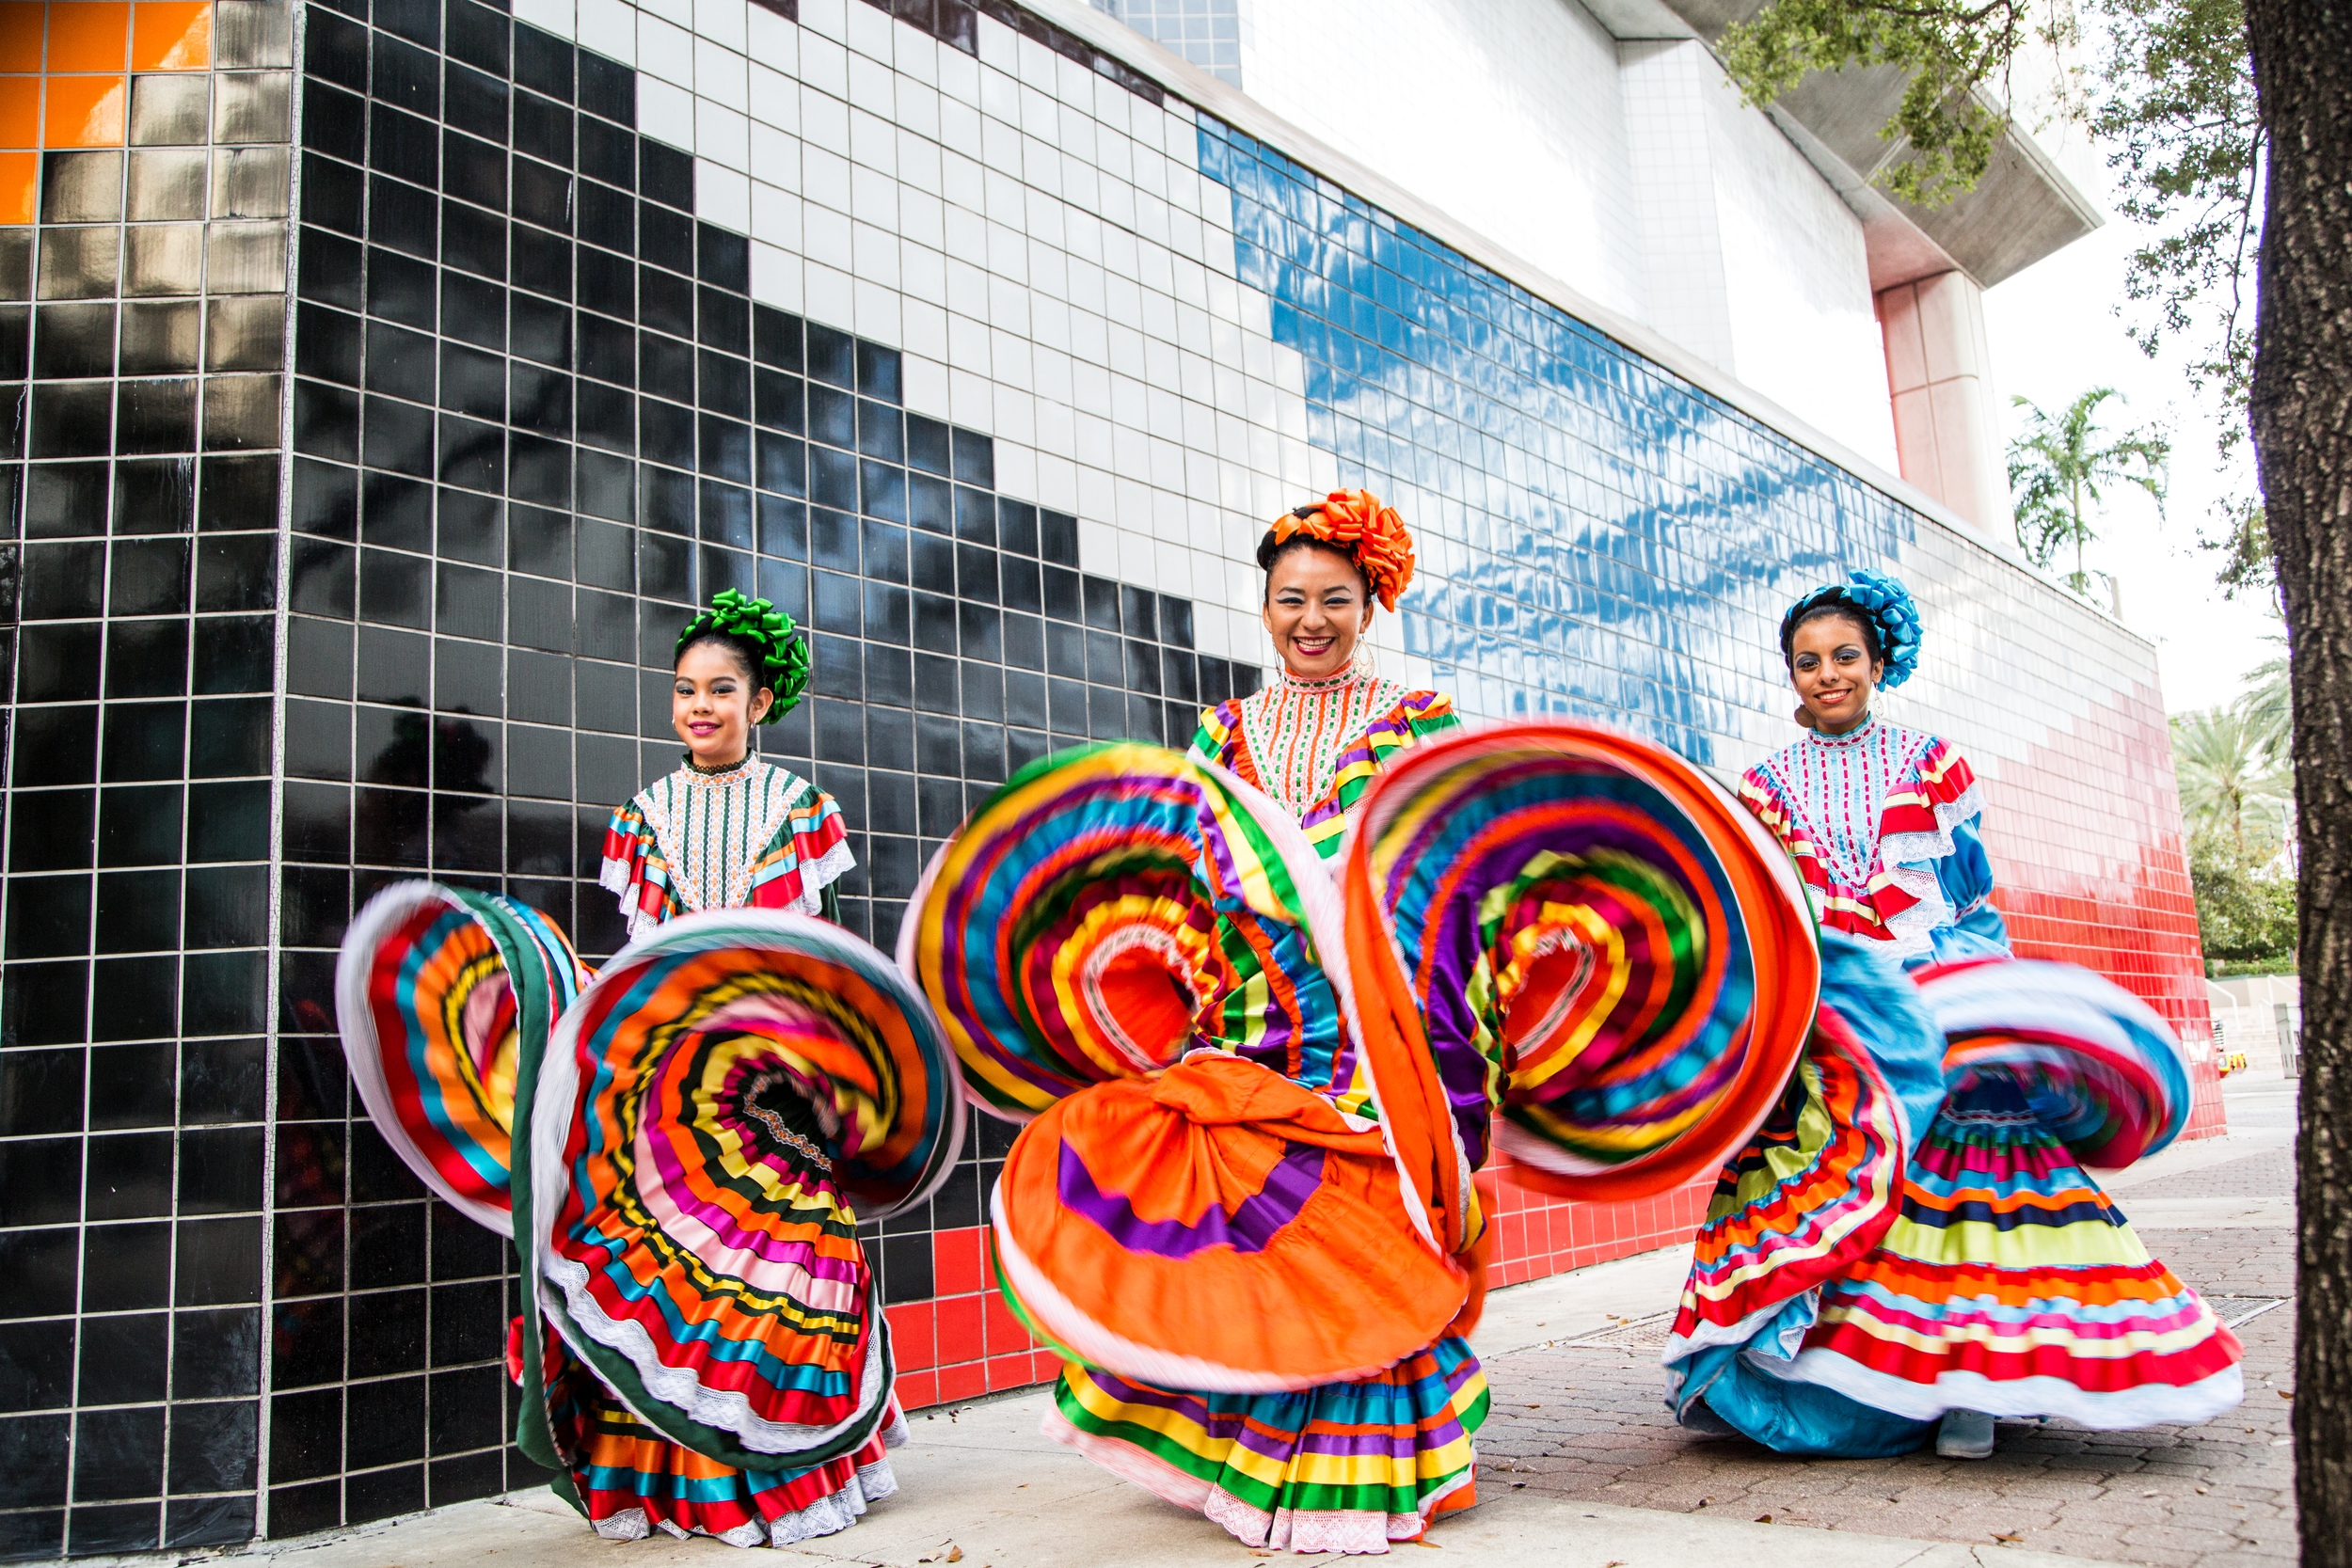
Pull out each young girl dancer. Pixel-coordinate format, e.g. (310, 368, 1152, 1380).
(1671, 570, 2242, 1459)
(547, 588, 906, 1544)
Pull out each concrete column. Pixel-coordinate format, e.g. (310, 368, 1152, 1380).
(1874, 271, 2013, 540)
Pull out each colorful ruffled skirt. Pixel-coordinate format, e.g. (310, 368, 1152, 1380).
(1774, 1075, 2243, 1430)
(1047, 1342, 1487, 1554)
(1669, 957, 2244, 1456)
(339, 887, 959, 1548)
(522, 1323, 909, 1546)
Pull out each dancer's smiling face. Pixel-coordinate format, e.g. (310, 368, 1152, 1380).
(1786, 610, 1883, 735)
(1263, 543, 1373, 681)
(673, 639, 774, 767)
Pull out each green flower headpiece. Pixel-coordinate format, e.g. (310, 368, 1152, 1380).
(676, 589, 811, 722)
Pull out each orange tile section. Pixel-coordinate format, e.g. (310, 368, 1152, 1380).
(0, 4, 44, 71)
(130, 0, 206, 68)
(41, 0, 125, 69)
(0, 73, 33, 146)
(40, 65, 117, 144)
(1, 0, 210, 221)
(0, 149, 31, 221)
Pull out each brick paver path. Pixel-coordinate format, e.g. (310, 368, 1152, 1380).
(1479, 1149, 2297, 1565)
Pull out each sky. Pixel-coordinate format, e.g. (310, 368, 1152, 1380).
(1979, 100, 2278, 717)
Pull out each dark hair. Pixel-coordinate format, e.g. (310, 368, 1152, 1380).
(1780, 600, 1883, 669)
(675, 628, 775, 698)
(1257, 509, 1367, 599)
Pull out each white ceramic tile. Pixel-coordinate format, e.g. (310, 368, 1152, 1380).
(638, 13, 695, 86)
(893, 23, 938, 85)
(698, 158, 752, 230)
(818, 185, 882, 263)
(849, 107, 898, 180)
(696, 98, 751, 169)
(946, 311, 991, 375)
(751, 180, 802, 248)
(693, 36, 748, 109)
(894, 80, 940, 144)
(803, 199, 854, 271)
(637, 74, 696, 149)
(798, 0, 847, 42)
(512, 0, 576, 42)
(803, 144, 852, 215)
(853, 276, 900, 344)
(693, 0, 746, 51)
(746, 3, 795, 71)
(801, 82, 851, 154)
(798, 27, 850, 101)
(1019, 133, 1061, 200)
(903, 351, 951, 419)
(948, 365, 993, 429)
(844, 0, 895, 61)
(753, 66, 809, 133)
(937, 97, 983, 161)
(902, 302, 949, 378)
(989, 436, 1034, 501)
(898, 183, 946, 248)
(848, 48, 896, 119)
(749, 122, 801, 192)
(803, 258, 853, 326)
(749, 238, 802, 309)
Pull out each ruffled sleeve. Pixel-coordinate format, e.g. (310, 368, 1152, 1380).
(744, 775, 856, 918)
(1736, 765, 1800, 855)
(1297, 689, 1456, 857)
(599, 793, 681, 941)
(1189, 699, 1246, 770)
(1875, 738, 2007, 966)
(1927, 814, 2010, 962)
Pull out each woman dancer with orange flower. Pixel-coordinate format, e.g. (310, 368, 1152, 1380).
(1039, 491, 1493, 1556)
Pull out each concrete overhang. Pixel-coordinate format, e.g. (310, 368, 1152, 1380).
(1592, 0, 2105, 290)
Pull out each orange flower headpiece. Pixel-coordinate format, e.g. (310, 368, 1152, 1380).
(1270, 489, 1417, 611)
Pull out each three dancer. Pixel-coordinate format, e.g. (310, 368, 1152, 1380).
(339, 523, 2240, 1559)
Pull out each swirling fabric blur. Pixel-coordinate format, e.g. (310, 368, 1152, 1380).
(901, 743, 1469, 1393)
(1344, 721, 1820, 1239)
(1918, 957, 2191, 1169)
(901, 743, 1367, 1121)
(334, 880, 589, 1231)
(529, 911, 961, 1470)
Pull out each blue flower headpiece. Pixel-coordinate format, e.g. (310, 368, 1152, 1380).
(1778, 568, 1922, 689)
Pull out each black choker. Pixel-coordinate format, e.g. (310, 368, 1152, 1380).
(683, 752, 754, 775)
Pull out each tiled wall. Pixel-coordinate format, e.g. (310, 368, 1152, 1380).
(0, 0, 2215, 1557)
(1, 0, 297, 1558)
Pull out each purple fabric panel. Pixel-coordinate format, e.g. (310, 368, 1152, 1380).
(1057, 1138, 1327, 1259)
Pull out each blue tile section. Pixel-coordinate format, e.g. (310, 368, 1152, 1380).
(1199, 121, 1919, 768)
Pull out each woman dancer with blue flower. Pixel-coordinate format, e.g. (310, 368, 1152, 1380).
(1665, 570, 2242, 1463)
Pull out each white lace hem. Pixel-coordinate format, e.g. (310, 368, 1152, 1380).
(588, 1458, 899, 1550)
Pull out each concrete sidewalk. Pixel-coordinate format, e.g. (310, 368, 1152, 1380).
(119, 1083, 2290, 1568)
(197, 1387, 2139, 1568)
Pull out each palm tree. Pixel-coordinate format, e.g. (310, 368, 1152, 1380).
(2169, 704, 2291, 857)
(2243, 637, 2291, 756)
(2008, 388, 2170, 597)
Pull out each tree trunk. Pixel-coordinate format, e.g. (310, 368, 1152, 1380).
(2245, 1, 2352, 1560)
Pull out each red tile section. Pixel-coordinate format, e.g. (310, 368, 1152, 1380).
(1978, 678, 2226, 1139)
